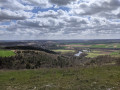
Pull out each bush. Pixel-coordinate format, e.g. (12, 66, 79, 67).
(116, 58, 120, 65)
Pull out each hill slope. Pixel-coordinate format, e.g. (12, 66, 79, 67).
(0, 65, 120, 90)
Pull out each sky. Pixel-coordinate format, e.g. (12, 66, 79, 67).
(0, 0, 120, 40)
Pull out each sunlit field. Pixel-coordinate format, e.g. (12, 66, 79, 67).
(0, 50, 15, 57)
(53, 49, 75, 53)
(61, 43, 120, 49)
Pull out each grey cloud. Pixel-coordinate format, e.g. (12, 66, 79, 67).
(117, 13, 120, 18)
(8, 10, 120, 37)
(2, 16, 120, 40)
(16, 10, 89, 34)
(24, 0, 52, 8)
(0, 0, 120, 40)
(0, 0, 33, 10)
(0, 9, 32, 21)
(49, 0, 76, 6)
(65, 16, 88, 25)
(37, 10, 67, 19)
(17, 19, 60, 28)
(77, 0, 120, 16)
(37, 10, 59, 19)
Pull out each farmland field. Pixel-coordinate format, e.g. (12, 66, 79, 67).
(0, 50, 15, 57)
(53, 44, 120, 58)
(58, 43, 120, 58)
(53, 49, 75, 53)
(86, 52, 104, 58)
(61, 43, 120, 49)
(110, 51, 120, 57)
(86, 50, 120, 58)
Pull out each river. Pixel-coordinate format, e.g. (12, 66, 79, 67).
(74, 51, 83, 56)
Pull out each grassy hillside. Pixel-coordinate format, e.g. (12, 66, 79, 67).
(0, 50, 15, 57)
(0, 65, 120, 90)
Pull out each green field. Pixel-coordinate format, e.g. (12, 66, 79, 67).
(90, 43, 120, 48)
(0, 65, 120, 90)
(86, 52, 104, 58)
(86, 50, 120, 58)
(86, 50, 104, 58)
(62, 43, 120, 49)
(110, 51, 120, 57)
(53, 49, 75, 53)
(0, 50, 15, 57)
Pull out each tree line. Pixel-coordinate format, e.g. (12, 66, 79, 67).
(0, 50, 120, 69)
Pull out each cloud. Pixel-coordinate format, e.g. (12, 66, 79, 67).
(15, 10, 89, 34)
(71, 0, 120, 16)
(23, 0, 52, 8)
(0, 0, 33, 10)
(49, 0, 77, 6)
(0, 0, 120, 40)
(0, 9, 32, 21)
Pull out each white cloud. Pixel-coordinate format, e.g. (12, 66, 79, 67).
(23, 0, 52, 8)
(0, 9, 33, 21)
(0, 0, 120, 40)
(71, 0, 120, 18)
(0, 0, 33, 10)
(49, 0, 77, 6)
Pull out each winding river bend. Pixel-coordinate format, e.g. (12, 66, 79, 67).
(74, 50, 89, 56)
(74, 51, 82, 56)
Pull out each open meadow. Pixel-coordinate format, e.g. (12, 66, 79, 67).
(0, 50, 15, 57)
(86, 50, 120, 58)
(0, 65, 120, 90)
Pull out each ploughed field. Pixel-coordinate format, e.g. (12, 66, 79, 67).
(0, 65, 120, 90)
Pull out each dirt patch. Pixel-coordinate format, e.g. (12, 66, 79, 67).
(114, 45, 117, 48)
(96, 44, 106, 45)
